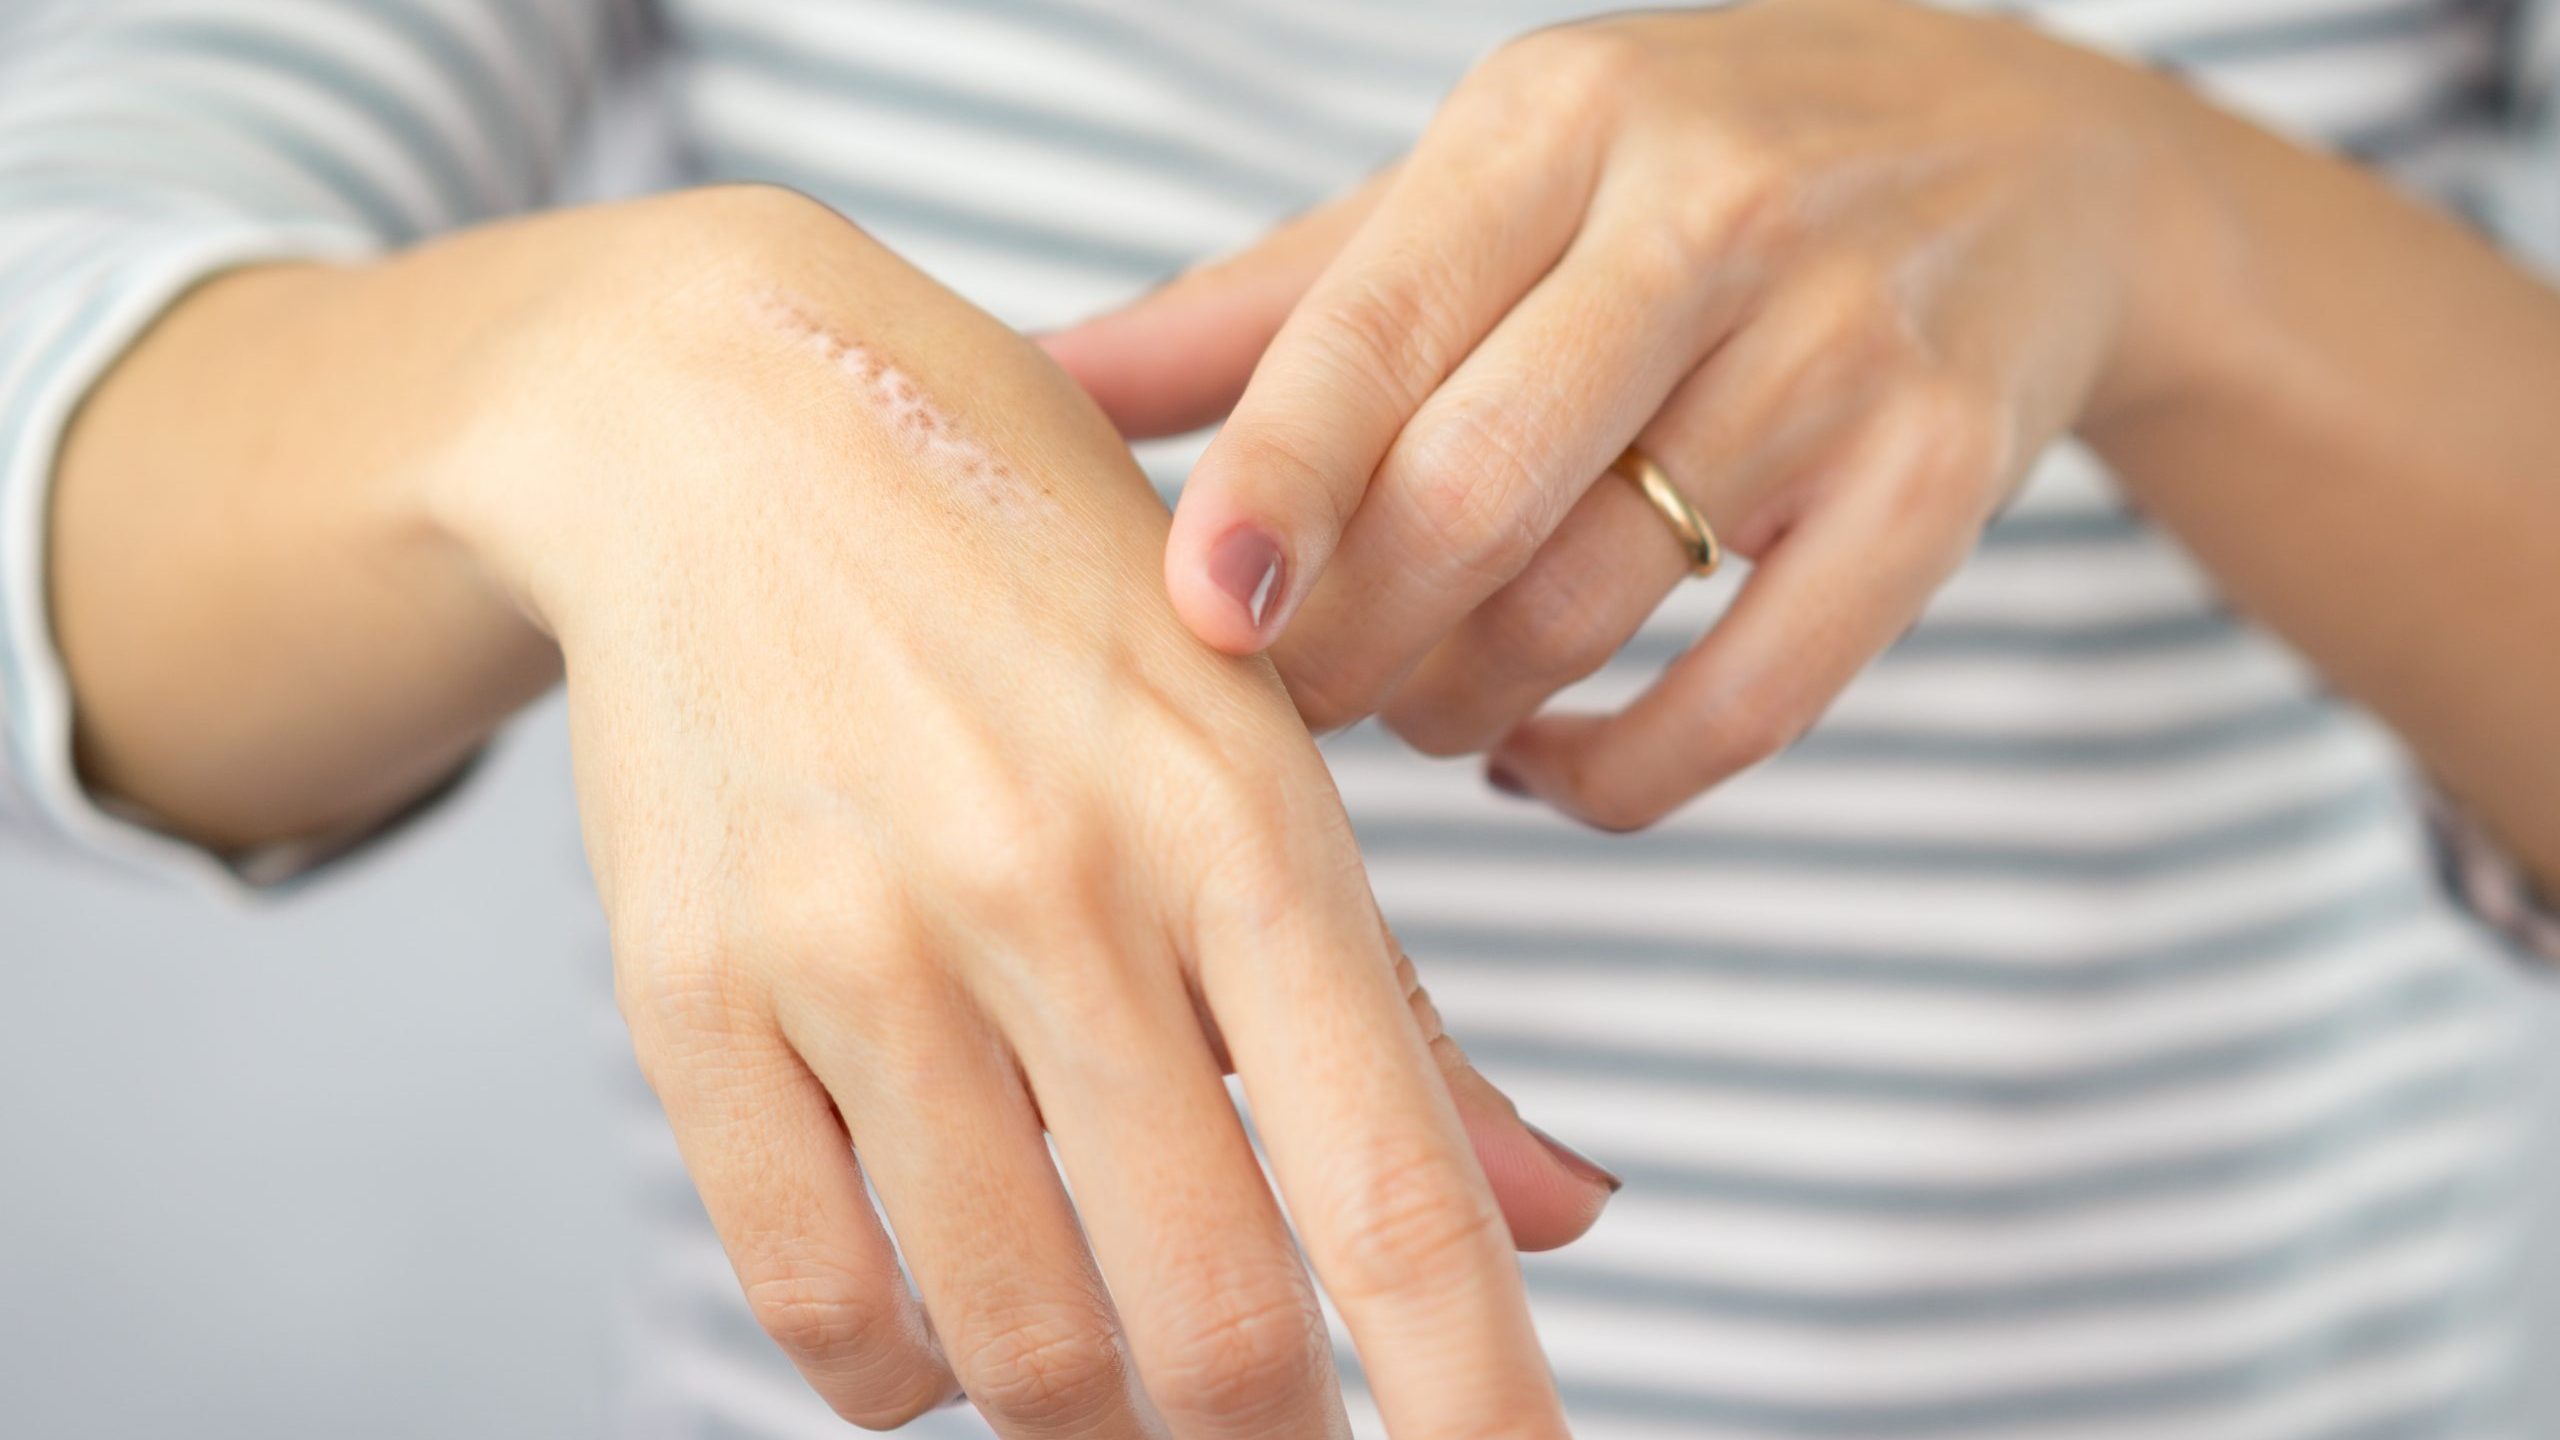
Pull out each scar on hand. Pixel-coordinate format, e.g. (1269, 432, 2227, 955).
(751, 288, 1056, 519)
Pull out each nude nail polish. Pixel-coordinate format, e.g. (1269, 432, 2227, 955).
(1207, 525, 1285, 635)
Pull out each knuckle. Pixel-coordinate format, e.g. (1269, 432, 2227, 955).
(743, 1265, 900, 1371)
(1625, 147, 1797, 286)
(1216, 427, 1357, 538)
(1135, 707, 1248, 818)
(1318, 1135, 1507, 1305)
(958, 1299, 1131, 1430)
(1406, 467, 1532, 586)
(744, 1267, 950, 1431)
(1424, 1026, 1473, 1079)
(925, 783, 1117, 943)
(1313, 266, 1458, 396)
(1395, 411, 1550, 587)
(1504, 23, 1651, 116)
(839, 1397, 941, 1434)
(742, 880, 874, 992)
(1711, 153, 1804, 264)
(1149, 1277, 1329, 1422)
(1377, 696, 1474, 760)
(835, 1382, 946, 1435)
(616, 936, 754, 1084)
(1394, 950, 1451, 1046)
(1155, 720, 1295, 845)
(1186, 795, 1306, 905)
(736, 863, 939, 1019)
(1882, 376, 2009, 523)
(1620, 209, 1714, 299)
(1170, 745, 1361, 926)
(1804, 260, 1904, 372)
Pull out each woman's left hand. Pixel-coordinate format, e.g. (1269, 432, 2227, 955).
(1045, 0, 2229, 828)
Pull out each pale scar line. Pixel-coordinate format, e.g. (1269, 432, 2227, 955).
(750, 288, 1058, 521)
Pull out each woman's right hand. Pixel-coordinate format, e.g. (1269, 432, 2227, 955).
(57, 186, 1611, 1437)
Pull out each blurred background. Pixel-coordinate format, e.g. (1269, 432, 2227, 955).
(3, 702, 2559, 1438)
(0, 703, 631, 1436)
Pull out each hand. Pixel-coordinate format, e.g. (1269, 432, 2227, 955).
(419, 189, 1611, 1436)
(1046, 0, 2225, 829)
(55, 185, 1615, 1435)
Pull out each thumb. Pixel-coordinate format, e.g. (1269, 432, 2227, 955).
(1036, 170, 1389, 439)
(1394, 939, 1620, 1252)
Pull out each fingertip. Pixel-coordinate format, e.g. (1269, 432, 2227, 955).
(1040, 257, 1301, 437)
(1034, 314, 1151, 430)
(1168, 458, 1304, 652)
(1436, 1053, 1617, 1251)
(1485, 711, 1600, 796)
(1502, 1167, 1616, 1253)
(1525, 1121, 1625, 1195)
(1029, 295, 1147, 361)
(1491, 712, 1674, 832)
(1459, 1102, 1618, 1253)
(1166, 522, 1285, 655)
(1027, 323, 1082, 369)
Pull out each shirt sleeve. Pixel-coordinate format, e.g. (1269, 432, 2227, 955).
(2428, 794, 2560, 966)
(0, 0, 641, 888)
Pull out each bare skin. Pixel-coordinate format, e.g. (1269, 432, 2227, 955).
(1050, 0, 2560, 886)
(51, 186, 1612, 1439)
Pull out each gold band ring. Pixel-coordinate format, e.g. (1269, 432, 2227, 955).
(1609, 446, 1721, 579)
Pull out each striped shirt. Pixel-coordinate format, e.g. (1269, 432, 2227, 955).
(3, 3, 2557, 1437)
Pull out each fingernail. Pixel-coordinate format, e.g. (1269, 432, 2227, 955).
(1486, 762, 1530, 799)
(1527, 1122, 1623, 1193)
(1207, 525, 1286, 636)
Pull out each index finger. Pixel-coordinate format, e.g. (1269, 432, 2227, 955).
(1166, 81, 1604, 655)
(1194, 821, 1571, 1438)
(1038, 170, 1394, 441)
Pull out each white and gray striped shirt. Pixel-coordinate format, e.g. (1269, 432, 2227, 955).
(4, 3, 2557, 1437)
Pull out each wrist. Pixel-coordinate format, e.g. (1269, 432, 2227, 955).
(415, 187, 933, 646)
(424, 186, 1158, 662)
(2068, 62, 2266, 445)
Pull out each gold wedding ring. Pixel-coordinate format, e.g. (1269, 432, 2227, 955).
(1609, 446, 1721, 579)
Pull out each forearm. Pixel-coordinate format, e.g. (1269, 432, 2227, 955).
(2088, 87, 2560, 889)
(51, 216, 581, 853)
